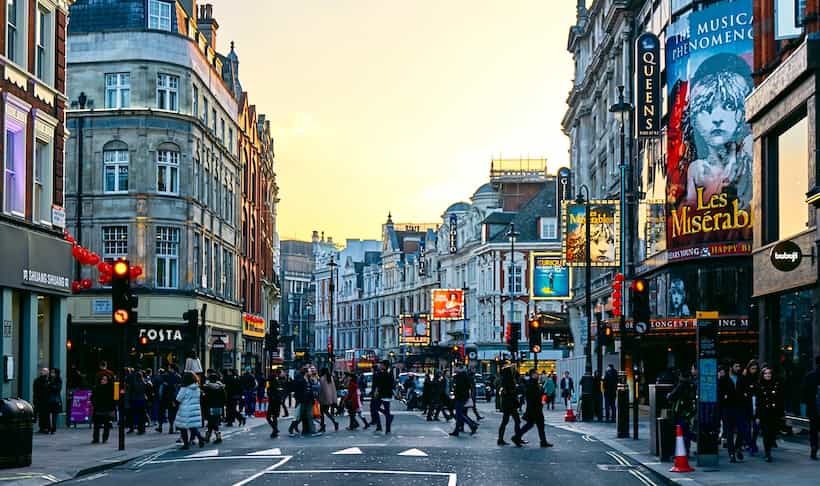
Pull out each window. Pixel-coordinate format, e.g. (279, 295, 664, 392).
(213, 242, 221, 294)
(148, 0, 172, 31)
(775, 116, 809, 240)
(228, 128, 234, 152)
(156, 73, 179, 111)
(156, 150, 179, 195)
(203, 98, 209, 125)
(193, 85, 199, 119)
(102, 226, 128, 261)
(224, 248, 232, 299)
(507, 265, 523, 294)
(33, 140, 52, 224)
(193, 232, 201, 289)
(104, 149, 129, 193)
(105, 73, 130, 109)
(155, 227, 179, 289)
(3, 124, 25, 216)
(211, 108, 217, 133)
(204, 166, 211, 207)
(212, 170, 219, 216)
(220, 119, 225, 144)
(6, 0, 18, 64)
(193, 156, 201, 201)
(36, 7, 52, 82)
(539, 217, 558, 239)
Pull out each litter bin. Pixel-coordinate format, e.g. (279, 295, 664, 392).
(657, 416, 676, 462)
(0, 398, 34, 468)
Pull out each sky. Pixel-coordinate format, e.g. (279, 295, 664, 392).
(211, 0, 577, 241)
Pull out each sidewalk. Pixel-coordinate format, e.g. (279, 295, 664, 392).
(544, 407, 819, 486)
(0, 416, 268, 485)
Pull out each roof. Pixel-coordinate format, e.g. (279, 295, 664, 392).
(473, 183, 496, 196)
(445, 202, 471, 213)
(481, 212, 516, 225)
(487, 183, 558, 243)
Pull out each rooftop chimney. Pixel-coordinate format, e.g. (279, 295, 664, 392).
(197, 3, 219, 48)
(312, 230, 320, 243)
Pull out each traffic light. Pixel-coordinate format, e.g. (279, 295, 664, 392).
(631, 278, 650, 328)
(612, 273, 624, 317)
(183, 309, 199, 330)
(505, 323, 512, 349)
(528, 317, 542, 353)
(268, 320, 280, 349)
(111, 259, 138, 325)
(599, 323, 613, 348)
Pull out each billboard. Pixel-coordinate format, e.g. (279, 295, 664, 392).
(431, 289, 464, 320)
(399, 314, 431, 346)
(665, 0, 754, 262)
(562, 200, 620, 267)
(530, 254, 572, 300)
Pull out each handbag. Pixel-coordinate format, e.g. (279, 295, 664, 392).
(312, 400, 321, 419)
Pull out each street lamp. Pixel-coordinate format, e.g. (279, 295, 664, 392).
(328, 255, 337, 366)
(575, 184, 594, 422)
(506, 223, 520, 368)
(609, 84, 634, 438)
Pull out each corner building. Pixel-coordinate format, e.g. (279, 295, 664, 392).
(564, 0, 756, 391)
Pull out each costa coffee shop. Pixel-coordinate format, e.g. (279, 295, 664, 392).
(0, 221, 73, 402)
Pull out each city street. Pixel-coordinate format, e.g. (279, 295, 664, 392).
(60, 405, 665, 486)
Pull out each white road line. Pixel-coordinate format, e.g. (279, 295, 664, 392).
(186, 449, 219, 458)
(231, 456, 292, 486)
(630, 469, 657, 486)
(248, 448, 281, 456)
(332, 447, 363, 455)
(264, 469, 457, 486)
(398, 448, 428, 457)
(149, 455, 286, 464)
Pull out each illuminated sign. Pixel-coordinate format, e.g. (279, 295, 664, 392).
(399, 314, 431, 346)
(562, 200, 620, 267)
(449, 214, 458, 254)
(636, 32, 661, 138)
(242, 314, 266, 338)
(530, 254, 572, 300)
(431, 289, 464, 320)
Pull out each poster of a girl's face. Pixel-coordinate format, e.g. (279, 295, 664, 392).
(668, 277, 691, 317)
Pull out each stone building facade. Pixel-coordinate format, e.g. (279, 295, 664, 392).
(64, 0, 278, 375)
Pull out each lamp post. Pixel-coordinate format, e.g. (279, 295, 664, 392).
(506, 223, 520, 368)
(609, 84, 633, 438)
(575, 184, 594, 422)
(328, 255, 337, 366)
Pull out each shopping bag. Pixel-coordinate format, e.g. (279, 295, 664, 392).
(312, 400, 321, 419)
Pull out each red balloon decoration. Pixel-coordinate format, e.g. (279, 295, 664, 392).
(97, 262, 107, 273)
(100, 273, 112, 285)
(88, 253, 101, 266)
(71, 245, 82, 259)
(71, 281, 81, 293)
(81, 278, 92, 289)
(129, 266, 143, 279)
(65, 234, 75, 244)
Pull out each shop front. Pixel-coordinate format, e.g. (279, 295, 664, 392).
(0, 221, 72, 405)
(242, 314, 265, 372)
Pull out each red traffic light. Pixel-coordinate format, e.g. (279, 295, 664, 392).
(113, 260, 129, 277)
(632, 278, 647, 293)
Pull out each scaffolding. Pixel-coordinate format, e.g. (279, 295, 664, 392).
(489, 157, 549, 182)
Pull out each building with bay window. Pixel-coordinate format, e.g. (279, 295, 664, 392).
(0, 0, 72, 413)
(64, 0, 278, 376)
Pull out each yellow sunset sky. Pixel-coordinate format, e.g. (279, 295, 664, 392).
(211, 0, 577, 241)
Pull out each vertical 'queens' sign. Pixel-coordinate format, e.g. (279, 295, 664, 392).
(636, 32, 661, 138)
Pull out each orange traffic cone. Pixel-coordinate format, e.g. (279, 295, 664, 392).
(670, 424, 695, 473)
(564, 401, 577, 422)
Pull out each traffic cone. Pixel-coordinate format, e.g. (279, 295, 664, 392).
(564, 400, 577, 422)
(670, 424, 695, 473)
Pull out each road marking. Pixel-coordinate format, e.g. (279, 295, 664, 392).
(186, 449, 219, 458)
(149, 455, 285, 464)
(332, 447, 363, 455)
(582, 434, 597, 442)
(398, 448, 428, 457)
(231, 456, 292, 486)
(264, 469, 457, 486)
(71, 473, 108, 482)
(629, 469, 657, 486)
(248, 448, 281, 456)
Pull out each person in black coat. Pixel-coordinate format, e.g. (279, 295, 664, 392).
(802, 355, 820, 460)
(758, 367, 783, 462)
(604, 364, 618, 422)
(512, 368, 552, 448)
(158, 365, 181, 434)
(126, 370, 148, 435)
(718, 363, 748, 463)
(32, 368, 51, 434)
(372, 361, 395, 433)
(46, 368, 63, 434)
(91, 374, 115, 444)
(203, 372, 227, 444)
(267, 370, 286, 438)
(448, 366, 478, 437)
(497, 365, 521, 446)
(224, 369, 244, 427)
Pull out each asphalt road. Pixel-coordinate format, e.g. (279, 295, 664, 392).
(62, 404, 668, 486)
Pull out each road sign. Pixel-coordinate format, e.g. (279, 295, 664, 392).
(635, 321, 647, 334)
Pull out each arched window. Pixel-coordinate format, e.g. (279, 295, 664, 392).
(103, 140, 129, 193)
(156, 142, 180, 195)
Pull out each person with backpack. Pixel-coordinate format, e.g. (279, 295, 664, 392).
(802, 355, 820, 460)
(202, 372, 226, 444)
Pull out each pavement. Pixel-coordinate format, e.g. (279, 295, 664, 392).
(543, 404, 819, 486)
(0, 415, 269, 486)
(2, 402, 815, 485)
